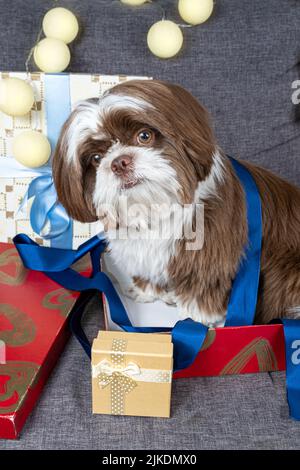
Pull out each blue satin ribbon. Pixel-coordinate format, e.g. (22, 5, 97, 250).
(18, 74, 73, 248)
(225, 158, 262, 326)
(44, 74, 71, 154)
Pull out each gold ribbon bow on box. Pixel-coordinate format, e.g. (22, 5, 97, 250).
(92, 338, 139, 415)
(94, 359, 139, 414)
(92, 338, 172, 415)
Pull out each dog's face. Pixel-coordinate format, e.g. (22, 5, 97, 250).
(53, 80, 216, 224)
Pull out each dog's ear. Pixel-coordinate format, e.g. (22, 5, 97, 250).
(52, 111, 98, 223)
(159, 82, 217, 181)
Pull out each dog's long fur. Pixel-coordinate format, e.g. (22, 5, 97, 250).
(53, 79, 300, 325)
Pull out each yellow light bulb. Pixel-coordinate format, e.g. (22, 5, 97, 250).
(43, 7, 79, 44)
(178, 0, 214, 25)
(13, 131, 51, 168)
(147, 21, 183, 59)
(33, 38, 71, 73)
(120, 0, 148, 5)
(0, 78, 34, 117)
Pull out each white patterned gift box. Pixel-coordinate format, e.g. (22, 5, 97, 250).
(0, 72, 150, 248)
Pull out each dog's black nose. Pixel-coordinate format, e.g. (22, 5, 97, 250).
(111, 155, 132, 174)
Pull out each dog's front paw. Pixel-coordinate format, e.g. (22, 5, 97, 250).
(177, 299, 225, 327)
(123, 283, 158, 303)
(158, 290, 177, 306)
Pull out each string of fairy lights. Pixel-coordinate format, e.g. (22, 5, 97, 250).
(31, 0, 215, 71)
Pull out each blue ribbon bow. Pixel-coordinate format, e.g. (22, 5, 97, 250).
(19, 170, 73, 249)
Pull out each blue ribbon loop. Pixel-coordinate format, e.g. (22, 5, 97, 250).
(19, 171, 73, 249)
(14, 155, 300, 420)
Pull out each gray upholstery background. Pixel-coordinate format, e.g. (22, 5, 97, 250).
(1, 0, 300, 450)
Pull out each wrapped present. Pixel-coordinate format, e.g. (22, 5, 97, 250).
(92, 331, 173, 418)
(0, 71, 150, 249)
(0, 241, 92, 439)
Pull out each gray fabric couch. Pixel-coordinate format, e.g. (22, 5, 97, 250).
(1, 0, 300, 450)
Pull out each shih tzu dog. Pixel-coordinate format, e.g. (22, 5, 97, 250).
(53, 79, 300, 326)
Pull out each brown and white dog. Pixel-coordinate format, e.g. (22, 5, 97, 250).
(53, 79, 300, 326)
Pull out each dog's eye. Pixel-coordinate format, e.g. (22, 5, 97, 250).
(91, 154, 102, 166)
(136, 129, 154, 145)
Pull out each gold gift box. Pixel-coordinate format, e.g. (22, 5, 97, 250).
(91, 331, 173, 418)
